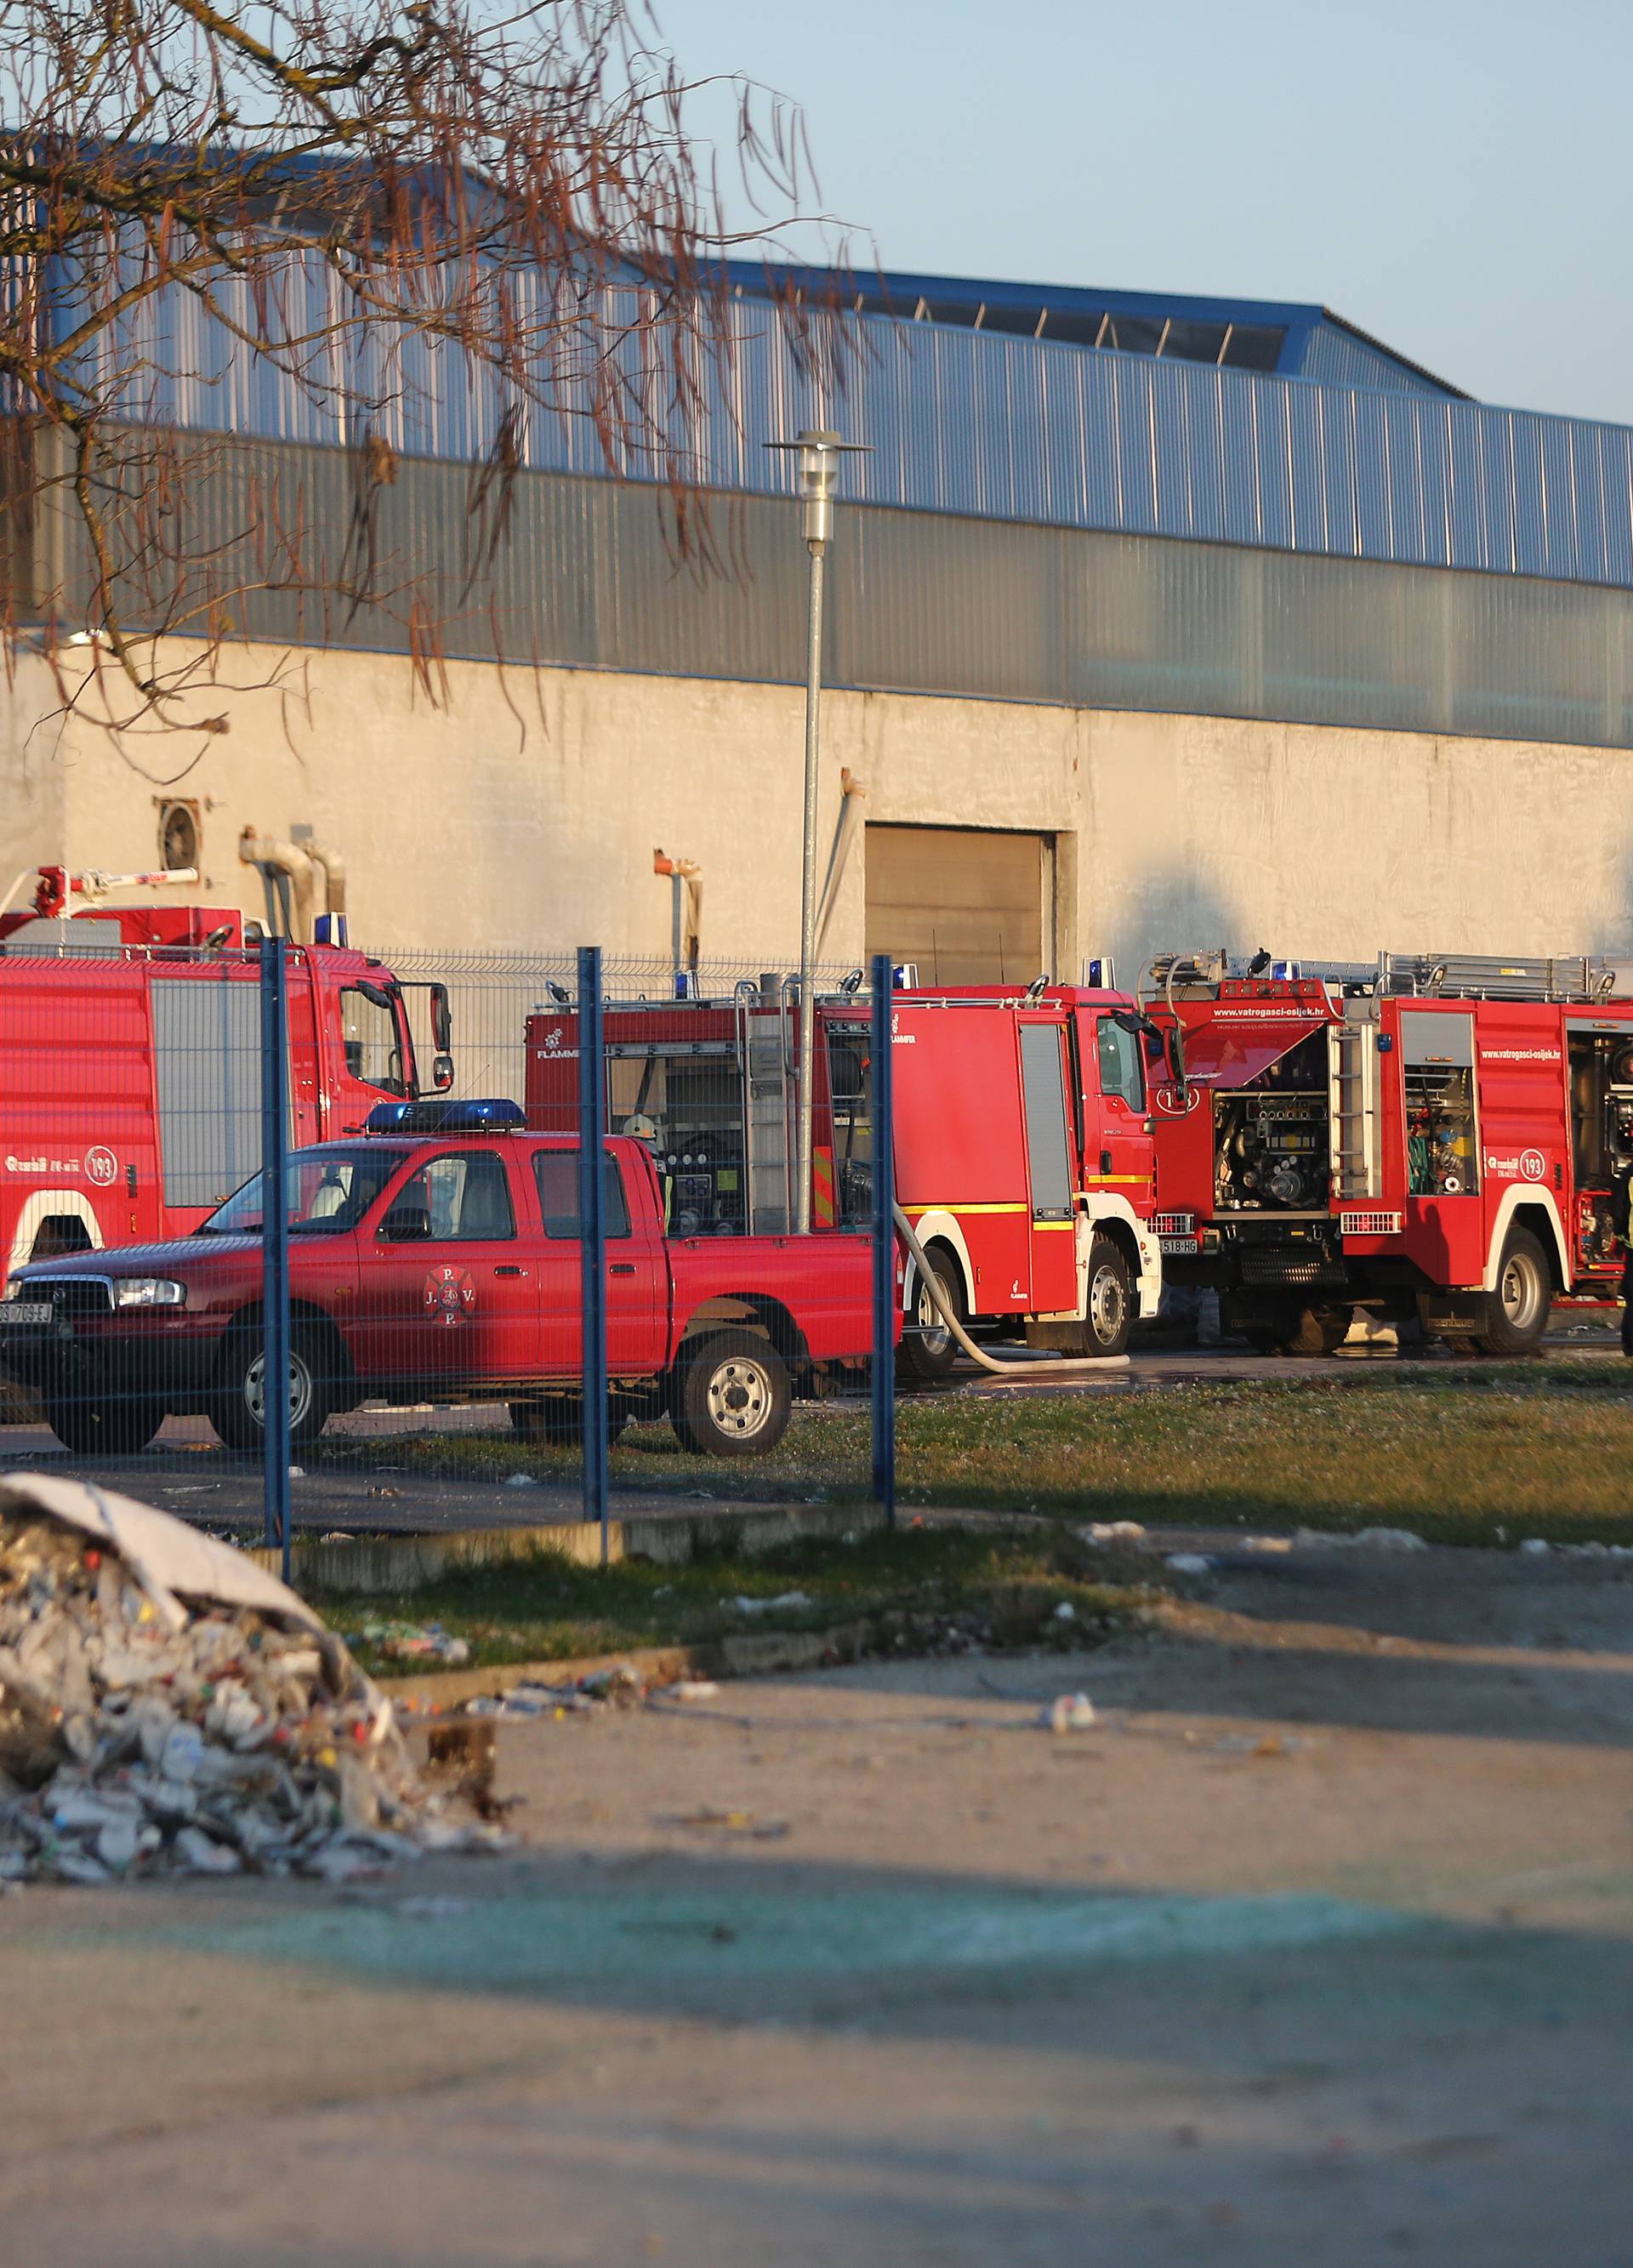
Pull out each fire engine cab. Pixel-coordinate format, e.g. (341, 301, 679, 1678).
(1146, 950, 1633, 1355)
(0, 869, 452, 1289)
(525, 977, 1169, 1376)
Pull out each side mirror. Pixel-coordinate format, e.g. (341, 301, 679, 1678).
(430, 982, 452, 1054)
(431, 1054, 454, 1092)
(1166, 1026, 1187, 1088)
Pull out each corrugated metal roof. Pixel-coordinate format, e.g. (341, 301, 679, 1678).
(50, 258, 1633, 591)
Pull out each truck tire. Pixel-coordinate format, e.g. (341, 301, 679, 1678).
(673, 1331, 791, 1458)
(211, 1322, 337, 1452)
(1279, 1304, 1352, 1357)
(41, 1390, 164, 1457)
(1471, 1227, 1552, 1357)
(897, 1248, 963, 1384)
(1083, 1235, 1133, 1356)
(509, 1396, 628, 1449)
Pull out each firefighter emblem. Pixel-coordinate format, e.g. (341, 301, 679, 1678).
(423, 1265, 477, 1327)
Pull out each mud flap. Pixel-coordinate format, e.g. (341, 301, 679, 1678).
(1417, 1292, 1490, 1336)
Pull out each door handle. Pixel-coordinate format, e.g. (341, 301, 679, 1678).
(609, 1262, 637, 1276)
(1100, 1150, 1113, 1174)
(493, 1265, 526, 1278)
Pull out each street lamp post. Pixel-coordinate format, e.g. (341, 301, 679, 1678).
(765, 427, 867, 1231)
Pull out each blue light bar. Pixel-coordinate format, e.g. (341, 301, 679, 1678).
(363, 1098, 526, 1135)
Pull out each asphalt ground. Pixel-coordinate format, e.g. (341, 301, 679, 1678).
(0, 1325, 1624, 1538)
(7, 1538, 1633, 2265)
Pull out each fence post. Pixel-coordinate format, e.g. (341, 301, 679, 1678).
(259, 935, 292, 1582)
(577, 946, 610, 1566)
(870, 953, 896, 1527)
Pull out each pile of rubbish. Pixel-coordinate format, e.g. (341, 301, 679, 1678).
(0, 1474, 509, 1886)
(352, 1617, 472, 1667)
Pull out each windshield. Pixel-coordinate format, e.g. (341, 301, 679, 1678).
(201, 1146, 406, 1236)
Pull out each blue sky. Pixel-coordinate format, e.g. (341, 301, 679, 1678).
(656, 0, 1630, 423)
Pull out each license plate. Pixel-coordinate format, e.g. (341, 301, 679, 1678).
(1159, 1236, 1198, 1256)
(0, 1302, 52, 1325)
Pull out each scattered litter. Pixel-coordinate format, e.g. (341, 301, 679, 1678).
(1165, 1553, 1213, 1576)
(731, 1591, 813, 1617)
(0, 1473, 511, 1886)
(668, 1807, 791, 1840)
(364, 1486, 401, 1502)
(1292, 1526, 1429, 1553)
(1242, 1537, 1294, 1555)
(504, 1474, 538, 1490)
(1043, 1692, 1097, 1733)
(1051, 1601, 1077, 1623)
(319, 1532, 356, 1544)
(1520, 1538, 1551, 1557)
(663, 1680, 721, 1702)
(1518, 1538, 1633, 1561)
(287, 1467, 304, 1480)
(1079, 1521, 1146, 1544)
(356, 1618, 472, 1667)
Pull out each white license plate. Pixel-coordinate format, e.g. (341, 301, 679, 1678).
(1158, 1236, 1198, 1256)
(0, 1302, 53, 1325)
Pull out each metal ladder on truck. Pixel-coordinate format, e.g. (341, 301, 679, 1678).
(735, 980, 794, 1234)
(1328, 1013, 1381, 1206)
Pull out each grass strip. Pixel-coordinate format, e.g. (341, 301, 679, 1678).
(316, 1358, 1633, 1552)
(326, 1523, 1154, 1679)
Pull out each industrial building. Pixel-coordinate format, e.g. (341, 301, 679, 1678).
(9, 261, 1633, 975)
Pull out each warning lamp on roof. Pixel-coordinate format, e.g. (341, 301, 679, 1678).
(364, 1099, 525, 1136)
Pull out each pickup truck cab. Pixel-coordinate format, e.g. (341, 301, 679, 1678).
(0, 1100, 879, 1459)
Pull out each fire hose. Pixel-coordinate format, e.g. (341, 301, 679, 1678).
(892, 1202, 1130, 1375)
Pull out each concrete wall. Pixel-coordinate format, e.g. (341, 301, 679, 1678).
(10, 640, 1633, 974)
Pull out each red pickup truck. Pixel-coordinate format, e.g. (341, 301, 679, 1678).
(0, 1103, 879, 1458)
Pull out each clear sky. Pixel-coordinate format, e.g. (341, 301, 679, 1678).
(654, 0, 1631, 424)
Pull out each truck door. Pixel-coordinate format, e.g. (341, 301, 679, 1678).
(1398, 1011, 1483, 1285)
(367, 1147, 537, 1392)
(1017, 1020, 1078, 1312)
(1084, 1010, 1156, 1212)
(529, 1145, 666, 1378)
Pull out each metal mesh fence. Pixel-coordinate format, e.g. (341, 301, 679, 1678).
(0, 932, 888, 1565)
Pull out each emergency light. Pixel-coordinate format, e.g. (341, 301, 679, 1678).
(364, 1098, 526, 1135)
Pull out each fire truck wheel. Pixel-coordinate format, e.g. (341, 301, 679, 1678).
(41, 1390, 164, 1457)
(1279, 1305, 1353, 1357)
(1083, 1236, 1134, 1356)
(897, 1249, 964, 1383)
(210, 1322, 337, 1452)
(674, 1331, 792, 1457)
(509, 1396, 628, 1449)
(1471, 1227, 1552, 1356)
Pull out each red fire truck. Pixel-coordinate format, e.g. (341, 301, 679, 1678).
(525, 979, 1169, 1375)
(0, 870, 452, 1289)
(1144, 950, 1633, 1355)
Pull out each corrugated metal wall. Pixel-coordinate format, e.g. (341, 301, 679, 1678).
(50, 262, 1633, 591)
(72, 434, 1633, 750)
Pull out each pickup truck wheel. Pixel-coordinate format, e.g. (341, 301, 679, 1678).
(674, 1332, 791, 1457)
(510, 1396, 628, 1449)
(1083, 1235, 1134, 1356)
(41, 1390, 164, 1456)
(897, 1250, 963, 1383)
(1471, 1228, 1552, 1356)
(211, 1323, 336, 1453)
